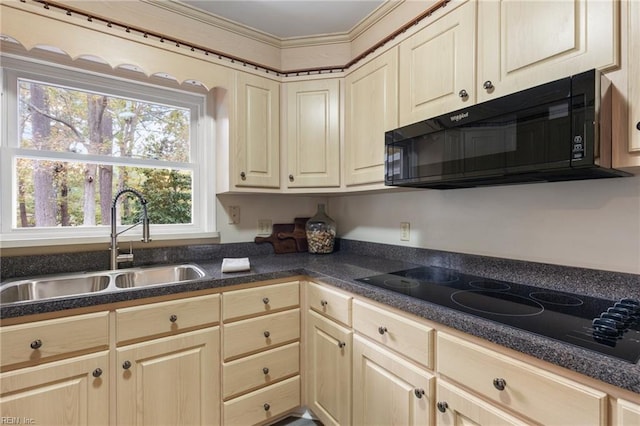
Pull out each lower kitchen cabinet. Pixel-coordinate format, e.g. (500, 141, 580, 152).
(116, 327, 220, 425)
(352, 333, 434, 426)
(435, 379, 528, 426)
(437, 332, 607, 426)
(306, 309, 352, 426)
(0, 351, 109, 425)
(615, 398, 640, 425)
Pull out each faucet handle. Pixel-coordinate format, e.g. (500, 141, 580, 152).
(117, 242, 134, 264)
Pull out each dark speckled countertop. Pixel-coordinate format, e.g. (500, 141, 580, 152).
(2, 244, 640, 396)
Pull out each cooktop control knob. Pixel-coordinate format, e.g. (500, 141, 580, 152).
(593, 298, 640, 341)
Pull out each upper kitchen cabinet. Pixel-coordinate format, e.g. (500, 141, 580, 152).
(284, 79, 340, 188)
(627, 0, 640, 158)
(233, 71, 281, 189)
(345, 47, 398, 186)
(398, 0, 476, 126)
(477, 0, 619, 103)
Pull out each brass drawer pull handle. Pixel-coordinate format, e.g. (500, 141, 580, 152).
(493, 378, 507, 391)
(30, 339, 42, 350)
(169, 314, 178, 323)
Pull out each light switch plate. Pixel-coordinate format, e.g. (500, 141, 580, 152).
(229, 206, 240, 224)
(400, 222, 410, 241)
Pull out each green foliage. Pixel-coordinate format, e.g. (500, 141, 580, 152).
(16, 80, 193, 227)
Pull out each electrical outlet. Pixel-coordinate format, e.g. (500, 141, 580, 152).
(400, 222, 410, 241)
(229, 206, 240, 224)
(258, 219, 272, 235)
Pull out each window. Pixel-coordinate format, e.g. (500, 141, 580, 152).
(1, 55, 217, 247)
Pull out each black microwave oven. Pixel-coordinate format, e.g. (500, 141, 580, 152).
(384, 69, 630, 189)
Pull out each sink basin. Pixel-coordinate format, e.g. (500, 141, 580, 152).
(0, 263, 208, 304)
(115, 264, 206, 288)
(0, 274, 111, 304)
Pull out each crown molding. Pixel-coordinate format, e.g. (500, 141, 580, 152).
(145, 0, 404, 49)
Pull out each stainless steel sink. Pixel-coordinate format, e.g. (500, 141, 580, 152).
(0, 274, 111, 304)
(115, 264, 206, 288)
(0, 263, 207, 304)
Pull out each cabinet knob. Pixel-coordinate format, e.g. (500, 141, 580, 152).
(338, 341, 346, 349)
(263, 297, 270, 305)
(92, 368, 103, 378)
(263, 367, 269, 375)
(458, 89, 469, 99)
(30, 339, 42, 350)
(493, 377, 507, 391)
(320, 300, 328, 307)
(263, 403, 270, 411)
(169, 314, 178, 323)
(414, 388, 425, 399)
(378, 326, 388, 335)
(240, 172, 246, 180)
(437, 401, 448, 413)
(636, 121, 640, 131)
(289, 174, 294, 182)
(483, 80, 494, 90)
(264, 331, 271, 338)
(122, 360, 132, 370)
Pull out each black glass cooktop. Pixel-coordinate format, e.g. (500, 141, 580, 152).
(356, 266, 640, 363)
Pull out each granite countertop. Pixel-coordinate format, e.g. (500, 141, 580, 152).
(2, 251, 639, 395)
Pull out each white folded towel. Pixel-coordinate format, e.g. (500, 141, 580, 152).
(221, 257, 251, 273)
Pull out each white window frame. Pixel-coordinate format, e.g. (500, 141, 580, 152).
(0, 54, 218, 248)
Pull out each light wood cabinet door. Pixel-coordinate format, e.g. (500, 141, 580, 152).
(628, 0, 640, 154)
(477, 0, 619, 102)
(435, 379, 529, 426)
(0, 351, 109, 425)
(616, 398, 640, 425)
(306, 310, 352, 426)
(285, 79, 340, 188)
(437, 333, 606, 426)
(235, 71, 280, 188)
(399, 0, 476, 126)
(345, 47, 398, 186)
(352, 334, 434, 426)
(116, 327, 220, 426)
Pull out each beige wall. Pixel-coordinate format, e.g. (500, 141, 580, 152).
(329, 176, 640, 274)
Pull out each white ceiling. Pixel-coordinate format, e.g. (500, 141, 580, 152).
(179, 0, 385, 39)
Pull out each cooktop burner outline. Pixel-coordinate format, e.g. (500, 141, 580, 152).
(451, 290, 545, 317)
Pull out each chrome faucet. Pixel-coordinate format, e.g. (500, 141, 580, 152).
(110, 188, 151, 270)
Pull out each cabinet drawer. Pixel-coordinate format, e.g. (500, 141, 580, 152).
(223, 281, 299, 321)
(1, 312, 109, 368)
(353, 299, 433, 368)
(308, 281, 352, 326)
(223, 342, 299, 400)
(437, 333, 607, 426)
(223, 375, 300, 425)
(116, 294, 220, 344)
(223, 309, 300, 361)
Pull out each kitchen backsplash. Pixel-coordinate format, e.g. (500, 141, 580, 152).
(2, 239, 638, 300)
